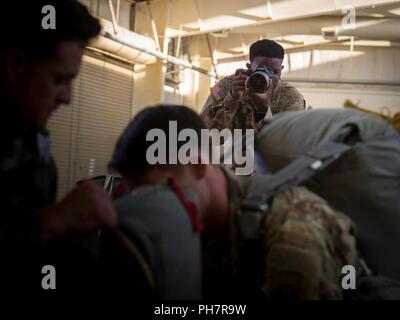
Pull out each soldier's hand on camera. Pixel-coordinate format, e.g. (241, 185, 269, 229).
(246, 81, 273, 113)
(230, 68, 249, 100)
(38, 180, 117, 239)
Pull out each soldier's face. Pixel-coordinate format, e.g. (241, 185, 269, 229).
(6, 41, 83, 130)
(250, 56, 284, 90)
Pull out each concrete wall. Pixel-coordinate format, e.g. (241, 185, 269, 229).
(297, 85, 400, 114)
(284, 47, 400, 114)
(284, 47, 400, 83)
(132, 61, 164, 113)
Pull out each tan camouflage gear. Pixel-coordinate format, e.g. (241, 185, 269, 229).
(201, 76, 306, 132)
(263, 186, 357, 300)
(213, 168, 358, 300)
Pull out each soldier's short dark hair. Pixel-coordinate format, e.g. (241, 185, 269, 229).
(249, 39, 284, 61)
(0, 0, 100, 63)
(110, 104, 207, 176)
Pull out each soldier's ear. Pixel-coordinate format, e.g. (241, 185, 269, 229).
(246, 62, 251, 69)
(4, 48, 28, 83)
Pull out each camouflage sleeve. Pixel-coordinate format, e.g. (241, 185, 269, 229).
(263, 186, 357, 299)
(281, 86, 306, 112)
(200, 77, 240, 130)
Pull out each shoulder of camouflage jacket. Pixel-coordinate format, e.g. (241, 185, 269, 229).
(263, 186, 357, 299)
(278, 80, 305, 107)
(209, 75, 234, 103)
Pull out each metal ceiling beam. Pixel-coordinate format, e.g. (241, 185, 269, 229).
(164, 0, 399, 38)
(322, 18, 400, 40)
(108, 0, 119, 34)
(147, 0, 161, 51)
(215, 38, 352, 63)
(215, 38, 400, 63)
(103, 31, 217, 78)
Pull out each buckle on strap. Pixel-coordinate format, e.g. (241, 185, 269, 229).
(237, 200, 269, 241)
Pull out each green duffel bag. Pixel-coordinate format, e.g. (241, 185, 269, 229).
(255, 108, 400, 281)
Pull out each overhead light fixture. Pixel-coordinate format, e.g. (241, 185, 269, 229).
(388, 8, 400, 15)
(210, 31, 229, 38)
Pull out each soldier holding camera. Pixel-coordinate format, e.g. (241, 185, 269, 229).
(201, 39, 306, 132)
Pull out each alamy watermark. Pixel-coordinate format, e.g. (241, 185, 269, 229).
(41, 5, 56, 30)
(41, 264, 56, 290)
(38, 263, 356, 291)
(341, 264, 356, 290)
(341, 5, 356, 30)
(145, 121, 255, 175)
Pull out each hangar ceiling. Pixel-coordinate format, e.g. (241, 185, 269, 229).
(132, 0, 400, 63)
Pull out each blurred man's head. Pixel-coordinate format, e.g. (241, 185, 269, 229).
(1, 0, 101, 130)
(247, 39, 285, 88)
(110, 104, 229, 229)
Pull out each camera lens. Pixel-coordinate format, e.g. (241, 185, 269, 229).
(247, 72, 269, 93)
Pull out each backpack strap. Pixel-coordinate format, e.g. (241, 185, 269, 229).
(237, 140, 352, 241)
(112, 228, 156, 291)
(257, 140, 352, 198)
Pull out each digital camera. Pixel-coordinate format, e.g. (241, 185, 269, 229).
(246, 64, 273, 93)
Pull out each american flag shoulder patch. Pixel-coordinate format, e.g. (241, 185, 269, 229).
(210, 83, 226, 102)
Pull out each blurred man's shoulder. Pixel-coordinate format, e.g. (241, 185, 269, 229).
(279, 80, 303, 98)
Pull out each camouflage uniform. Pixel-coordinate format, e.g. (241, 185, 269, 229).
(201, 76, 306, 132)
(202, 167, 357, 300)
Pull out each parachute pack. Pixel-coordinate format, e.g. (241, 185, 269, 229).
(250, 108, 400, 286)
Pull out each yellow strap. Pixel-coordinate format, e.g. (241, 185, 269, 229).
(343, 99, 400, 132)
(113, 229, 156, 291)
